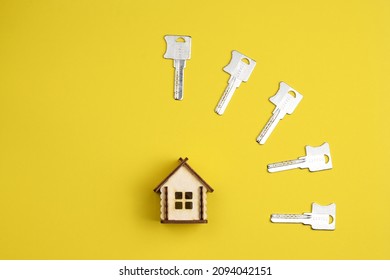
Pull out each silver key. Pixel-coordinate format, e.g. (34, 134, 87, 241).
(215, 51, 256, 115)
(270, 203, 336, 230)
(256, 82, 303, 144)
(164, 35, 191, 100)
(267, 142, 333, 173)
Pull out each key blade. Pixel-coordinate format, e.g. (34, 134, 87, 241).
(223, 50, 256, 82)
(305, 142, 333, 172)
(257, 108, 282, 144)
(164, 35, 191, 60)
(309, 203, 336, 230)
(174, 59, 186, 100)
(267, 158, 306, 173)
(269, 82, 303, 115)
(215, 77, 241, 115)
(270, 214, 311, 224)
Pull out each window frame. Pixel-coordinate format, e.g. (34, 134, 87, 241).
(174, 191, 193, 210)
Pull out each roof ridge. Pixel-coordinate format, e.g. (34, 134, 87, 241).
(153, 157, 214, 193)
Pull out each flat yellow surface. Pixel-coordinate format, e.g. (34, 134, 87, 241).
(0, 0, 389, 260)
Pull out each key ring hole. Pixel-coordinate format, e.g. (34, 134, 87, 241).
(288, 90, 296, 98)
(176, 37, 186, 43)
(328, 215, 334, 224)
(324, 154, 330, 164)
(241, 58, 250, 65)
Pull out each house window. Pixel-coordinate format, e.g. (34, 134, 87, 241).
(175, 191, 193, 209)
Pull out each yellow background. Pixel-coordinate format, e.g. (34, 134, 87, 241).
(0, 0, 389, 259)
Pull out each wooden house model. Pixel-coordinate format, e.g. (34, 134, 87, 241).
(154, 157, 214, 223)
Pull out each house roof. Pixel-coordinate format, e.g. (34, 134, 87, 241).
(153, 157, 214, 193)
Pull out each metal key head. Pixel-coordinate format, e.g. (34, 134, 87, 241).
(305, 142, 333, 172)
(164, 35, 191, 60)
(223, 50, 256, 82)
(269, 82, 303, 115)
(307, 203, 336, 230)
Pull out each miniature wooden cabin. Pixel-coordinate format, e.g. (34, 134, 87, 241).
(154, 157, 214, 223)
